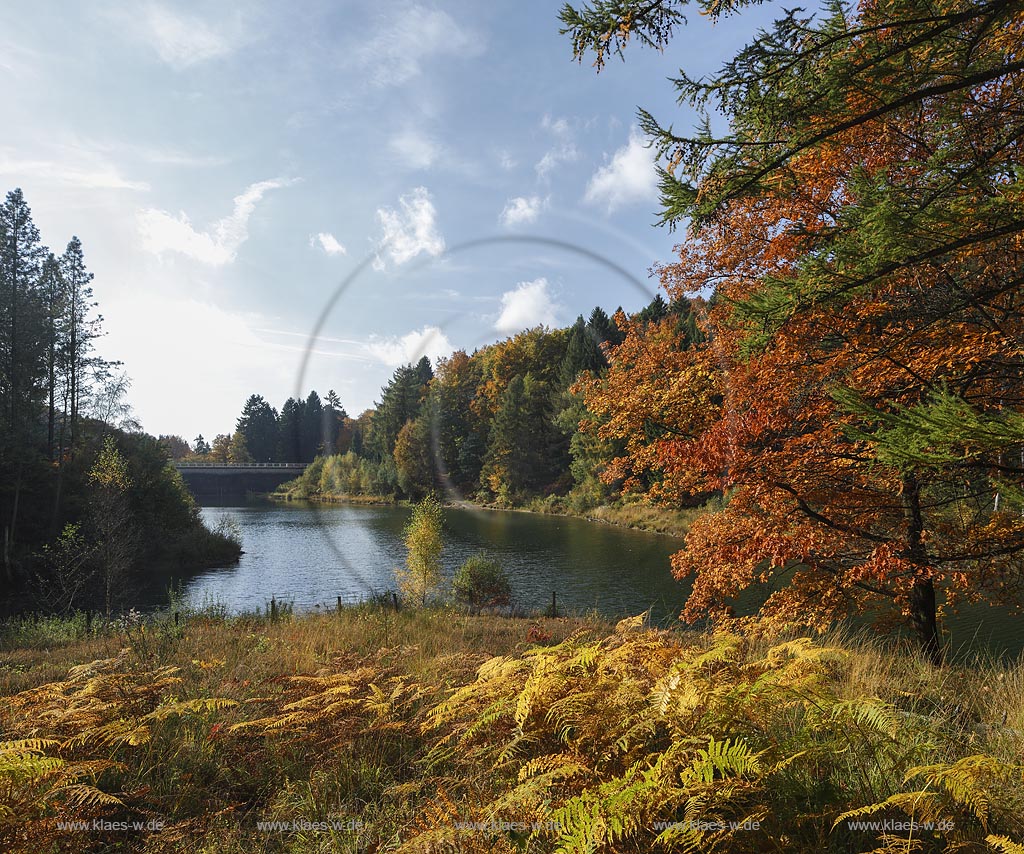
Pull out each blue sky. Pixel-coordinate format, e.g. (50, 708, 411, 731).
(0, 1, 783, 441)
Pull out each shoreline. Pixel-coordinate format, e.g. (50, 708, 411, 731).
(266, 488, 701, 539)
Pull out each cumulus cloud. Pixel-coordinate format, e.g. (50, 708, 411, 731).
(365, 325, 454, 367)
(355, 6, 482, 87)
(535, 114, 578, 181)
(311, 231, 347, 256)
(141, 4, 239, 69)
(137, 177, 297, 265)
(374, 186, 445, 269)
(495, 278, 560, 334)
(388, 127, 442, 170)
(583, 128, 658, 213)
(499, 195, 546, 227)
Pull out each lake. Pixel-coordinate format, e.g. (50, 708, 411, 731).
(183, 502, 1022, 658)
(188, 502, 692, 625)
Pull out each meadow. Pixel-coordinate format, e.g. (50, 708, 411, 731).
(2, 603, 1023, 853)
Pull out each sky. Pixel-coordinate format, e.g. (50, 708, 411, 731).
(0, 0, 784, 442)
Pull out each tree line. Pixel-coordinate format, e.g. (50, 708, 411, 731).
(0, 188, 240, 615)
(161, 389, 351, 466)
(203, 295, 701, 509)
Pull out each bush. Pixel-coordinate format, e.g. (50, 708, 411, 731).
(452, 553, 512, 611)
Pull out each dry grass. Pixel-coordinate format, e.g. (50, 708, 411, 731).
(1, 607, 1022, 853)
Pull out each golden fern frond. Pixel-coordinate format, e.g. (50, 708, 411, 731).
(879, 791, 945, 823)
(62, 718, 149, 749)
(682, 737, 762, 785)
(689, 633, 745, 669)
(0, 740, 60, 753)
(832, 697, 902, 738)
(0, 754, 65, 779)
(614, 611, 649, 633)
(518, 753, 589, 783)
(515, 653, 564, 729)
(866, 836, 926, 854)
(988, 835, 1024, 854)
(832, 799, 893, 828)
(905, 754, 1019, 827)
(143, 697, 239, 721)
(565, 641, 603, 672)
(44, 783, 124, 809)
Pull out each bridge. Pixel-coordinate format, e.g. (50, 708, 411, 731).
(172, 462, 308, 504)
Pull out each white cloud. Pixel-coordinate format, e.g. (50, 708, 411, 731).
(495, 278, 560, 334)
(311, 231, 347, 256)
(365, 325, 454, 367)
(535, 114, 579, 181)
(137, 177, 297, 266)
(374, 186, 445, 269)
(498, 150, 516, 171)
(142, 4, 238, 69)
(355, 6, 482, 87)
(500, 195, 546, 227)
(138, 148, 230, 167)
(388, 127, 442, 170)
(0, 147, 148, 191)
(584, 127, 659, 213)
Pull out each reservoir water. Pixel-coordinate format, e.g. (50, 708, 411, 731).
(185, 502, 1022, 658)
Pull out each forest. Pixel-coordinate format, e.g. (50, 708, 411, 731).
(0, 189, 240, 616)
(181, 293, 701, 510)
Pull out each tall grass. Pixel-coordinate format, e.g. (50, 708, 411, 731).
(1, 608, 1021, 853)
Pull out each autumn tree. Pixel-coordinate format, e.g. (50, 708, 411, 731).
(228, 430, 253, 465)
(158, 434, 191, 460)
(397, 494, 444, 605)
(566, 0, 1024, 661)
(88, 436, 138, 616)
(394, 416, 434, 499)
(429, 350, 487, 493)
(209, 434, 231, 464)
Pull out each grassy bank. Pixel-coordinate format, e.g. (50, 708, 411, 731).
(270, 480, 707, 540)
(519, 495, 716, 538)
(270, 489, 397, 506)
(2, 606, 1023, 853)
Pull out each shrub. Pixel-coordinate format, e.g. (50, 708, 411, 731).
(453, 553, 512, 611)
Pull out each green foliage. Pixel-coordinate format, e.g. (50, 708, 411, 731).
(453, 553, 512, 612)
(394, 414, 435, 499)
(234, 394, 278, 463)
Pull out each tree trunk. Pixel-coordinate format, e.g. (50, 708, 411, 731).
(909, 577, 942, 665)
(6, 462, 22, 584)
(902, 474, 943, 665)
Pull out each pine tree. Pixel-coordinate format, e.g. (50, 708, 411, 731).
(277, 398, 305, 462)
(236, 394, 278, 463)
(0, 189, 47, 580)
(300, 391, 323, 462)
(57, 236, 99, 455)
